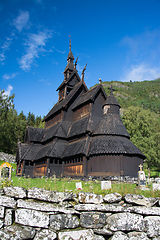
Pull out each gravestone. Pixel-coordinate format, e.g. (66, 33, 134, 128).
(152, 183, 160, 191)
(101, 181, 111, 190)
(138, 164, 146, 188)
(76, 182, 82, 190)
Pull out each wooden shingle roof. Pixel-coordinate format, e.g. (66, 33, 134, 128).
(93, 114, 130, 138)
(72, 84, 107, 110)
(88, 136, 145, 157)
(68, 116, 90, 138)
(26, 127, 47, 143)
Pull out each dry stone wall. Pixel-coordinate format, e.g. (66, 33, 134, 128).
(0, 186, 160, 240)
(0, 152, 16, 163)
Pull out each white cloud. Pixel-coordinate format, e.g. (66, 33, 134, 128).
(0, 37, 13, 63)
(4, 85, 13, 96)
(122, 63, 160, 81)
(19, 30, 52, 71)
(3, 73, 17, 80)
(13, 10, 30, 32)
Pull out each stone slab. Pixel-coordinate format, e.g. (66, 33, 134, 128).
(50, 213, 79, 230)
(3, 186, 27, 199)
(103, 192, 122, 203)
(15, 208, 49, 228)
(4, 209, 12, 226)
(58, 229, 105, 240)
(75, 203, 124, 212)
(106, 212, 144, 232)
(33, 229, 57, 240)
(28, 187, 75, 202)
(144, 216, 160, 238)
(0, 196, 16, 208)
(17, 199, 78, 214)
(78, 192, 103, 204)
(80, 212, 109, 228)
(0, 206, 5, 218)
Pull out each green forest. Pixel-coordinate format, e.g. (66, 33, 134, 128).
(0, 78, 160, 172)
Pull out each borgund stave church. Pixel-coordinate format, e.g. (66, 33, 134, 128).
(16, 41, 145, 178)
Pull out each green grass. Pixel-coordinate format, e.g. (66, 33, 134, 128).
(0, 160, 160, 198)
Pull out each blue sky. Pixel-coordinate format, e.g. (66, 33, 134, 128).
(1, 0, 160, 117)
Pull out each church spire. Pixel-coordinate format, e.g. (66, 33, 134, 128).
(64, 38, 75, 79)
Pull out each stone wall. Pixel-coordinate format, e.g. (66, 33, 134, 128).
(0, 152, 16, 163)
(0, 187, 160, 240)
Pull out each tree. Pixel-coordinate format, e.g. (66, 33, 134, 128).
(121, 107, 160, 170)
(0, 90, 18, 154)
(27, 112, 35, 127)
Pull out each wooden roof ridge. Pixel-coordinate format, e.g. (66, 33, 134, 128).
(67, 115, 90, 138)
(62, 137, 88, 158)
(72, 84, 107, 110)
(41, 121, 62, 142)
(57, 70, 81, 91)
(20, 142, 34, 161)
(93, 113, 130, 138)
(43, 81, 88, 121)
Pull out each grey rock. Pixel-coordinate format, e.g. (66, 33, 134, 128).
(80, 211, 109, 228)
(94, 228, 113, 235)
(4, 186, 27, 199)
(0, 219, 3, 229)
(3, 225, 36, 240)
(127, 231, 150, 240)
(15, 208, 49, 228)
(0, 196, 16, 208)
(144, 216, 160, 237)
(103, 192, 122, 203)
(4, 209, 13, 225)
(152, 237, 160, 240)
(78, 192, 103, 204)
(0, 189, 4, 195)
(106, 212, 144, 232)
(33, 229, 57, 240)
(0, 206, 5, 218)
(75, 203, 124, 212)
(0, 230, 10, 240)
(17, 199, 78, 214)
(110, 231, 128, 240)
(58, 229, 105, 240)
(126, 206, 160, 216)
(50, 214, 79, 230)
(0, 152, 16, 163)
(124, 194, 157, 207)
(28, 187, 75, 202)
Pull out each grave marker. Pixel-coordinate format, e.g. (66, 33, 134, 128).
(101, 181, 111, 190)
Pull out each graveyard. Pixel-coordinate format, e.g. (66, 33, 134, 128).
(0, 158, 160, 198)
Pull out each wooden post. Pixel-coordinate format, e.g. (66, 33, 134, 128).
(82, 157, 87, 177)
(47, 158, 50, 178)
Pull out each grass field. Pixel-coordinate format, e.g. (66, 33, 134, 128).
(0, 160, 160, 198)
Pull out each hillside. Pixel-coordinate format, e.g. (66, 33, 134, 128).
(98, 78, 160, 114)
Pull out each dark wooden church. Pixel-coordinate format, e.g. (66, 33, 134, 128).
(16, 41, 145, 178)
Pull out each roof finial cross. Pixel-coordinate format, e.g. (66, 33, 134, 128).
(139, 164, 143, 171)
(68, 35, 71, 51)
(108, 85, 115, 94)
